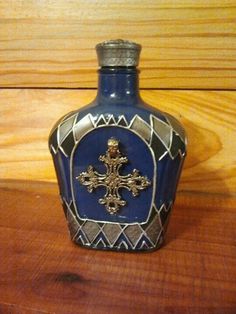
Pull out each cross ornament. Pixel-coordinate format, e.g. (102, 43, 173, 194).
(77, 138, 151, 215)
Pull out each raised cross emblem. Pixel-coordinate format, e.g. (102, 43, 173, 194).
(77, 138, 151, 215)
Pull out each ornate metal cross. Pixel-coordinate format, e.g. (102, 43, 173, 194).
(77, 138, 151, 215)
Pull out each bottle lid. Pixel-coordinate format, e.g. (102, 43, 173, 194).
(95, 39, 142, 67)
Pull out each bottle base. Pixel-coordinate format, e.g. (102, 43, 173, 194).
(71, 234, 165, 253)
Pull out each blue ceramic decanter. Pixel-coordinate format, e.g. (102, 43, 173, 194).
(49, 39, 187, 252)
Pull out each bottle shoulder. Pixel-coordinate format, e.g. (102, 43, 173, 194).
(72, 99, 165, 123)
(76, 100, 187, 143)
(48, 100, 187, 155)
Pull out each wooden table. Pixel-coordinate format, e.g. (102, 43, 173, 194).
(0, 181, 235, 314)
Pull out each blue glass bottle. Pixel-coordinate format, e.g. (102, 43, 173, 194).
(49, 40, 187, 251)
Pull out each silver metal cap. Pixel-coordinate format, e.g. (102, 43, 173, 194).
(96, 39, 142, 67)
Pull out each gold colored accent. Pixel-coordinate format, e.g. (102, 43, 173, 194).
(77, 138, 151, 215)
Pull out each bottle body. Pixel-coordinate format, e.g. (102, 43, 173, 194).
(49, 40, 186, 252)
(49, 76, 186, 251)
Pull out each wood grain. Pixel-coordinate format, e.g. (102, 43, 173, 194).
(0, 89, 235, 196)
(0, 0, 236, 89)
(0, 181, 235, 313)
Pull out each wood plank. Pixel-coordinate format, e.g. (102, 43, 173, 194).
(0, 89, 235, 196)
(0, 182, 235, 313)
(0, 0, 236, 89)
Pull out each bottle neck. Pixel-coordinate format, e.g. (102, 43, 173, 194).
(96, 67, 141, 105)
